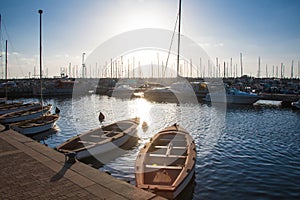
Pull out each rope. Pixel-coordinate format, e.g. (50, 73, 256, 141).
(162, 14, 179, 78)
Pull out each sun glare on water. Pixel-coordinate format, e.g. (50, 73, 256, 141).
(130, 98, 152, 126)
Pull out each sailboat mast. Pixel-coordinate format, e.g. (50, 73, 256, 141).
(176, 0, 182, 78)
(240, 53, 243, 77)
(0, 14, 3, 80)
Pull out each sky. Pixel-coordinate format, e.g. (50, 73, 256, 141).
(0, 0, 300, 78)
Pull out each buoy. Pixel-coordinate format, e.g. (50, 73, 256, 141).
(55, 107, 60, 114)
(99, 112, 105, 122)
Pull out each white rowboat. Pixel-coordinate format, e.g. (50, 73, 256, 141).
(56, 118, 140, 160)
(11, 114, 59, 135)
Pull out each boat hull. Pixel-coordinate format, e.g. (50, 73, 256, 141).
(204, 94, 260, 105)
(144, 88, 178, 103)
(75, 129, 137, 159)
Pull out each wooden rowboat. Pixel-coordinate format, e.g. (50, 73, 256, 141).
(56, 117, 140, 160)
(11, 114, 59, 135)
(135, 124, 196, 199)
(0, 102, 41, 115)
(0, 105, 52, 124)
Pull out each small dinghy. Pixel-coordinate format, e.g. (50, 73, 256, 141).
(0, 105, 52, 124)
(11, 114, 59, 135)
(135, 124, 196, 199)
(56, 117, 140, 159)
(0, 102, 41, 115)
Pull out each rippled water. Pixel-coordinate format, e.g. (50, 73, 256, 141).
(17, 95, 300, 199)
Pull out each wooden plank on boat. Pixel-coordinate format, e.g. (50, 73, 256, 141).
(90, 135, 101, 138)
(154, 145, 186, 149)
(78, 141, 96, 145)
(145, 164, 183, 170)
(158, 138, 186, 142)
(149, 154, 186, 158)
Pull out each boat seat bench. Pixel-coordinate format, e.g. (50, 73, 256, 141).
(78, 141, 96, 145)
(149, 154, 186, 158)
(145, 164, 183, 170)
(158, 138, 186, 142)
(154, 146, 186, 149)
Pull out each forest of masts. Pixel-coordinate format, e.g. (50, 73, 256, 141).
(26, 54, 300, 80)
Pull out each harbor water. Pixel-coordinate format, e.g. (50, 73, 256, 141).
(16, 95, 300, 199)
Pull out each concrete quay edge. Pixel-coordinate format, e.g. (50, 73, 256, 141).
(0, 125, 166, 200)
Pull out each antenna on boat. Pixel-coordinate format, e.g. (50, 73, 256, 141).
(176, 0, 182, 78)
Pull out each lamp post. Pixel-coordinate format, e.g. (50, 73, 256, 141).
(38, 9, 43, 106)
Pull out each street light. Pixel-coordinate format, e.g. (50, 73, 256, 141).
(38, 9, 43, 106)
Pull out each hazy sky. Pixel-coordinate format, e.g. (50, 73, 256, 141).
(1, 0, 300, 78)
